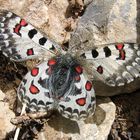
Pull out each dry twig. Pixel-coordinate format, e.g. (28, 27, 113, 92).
(11, 112, 49, 125)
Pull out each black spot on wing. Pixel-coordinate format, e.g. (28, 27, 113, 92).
(73, 109, 80, 116)
(24, 95, 31, 104)
(28, 29, 37, 39)
(30, 98, 37, 105)
(49, 44, 55, 50)
(0, 41, 7, 48)
(73, 88, 82, 96)
(12, 55, 22, 60)
(0, 28, 9, 33)
(11, 47, 17, 54)
(59, 104, 65, 111)
(79, 110, 87, 115)
(92, 49, 99, 58)
(38, 100, 45, 106)
(103, 46, 111, 57)
(91, 96, 95, 102)
(87, 104, 92, 110)
(38, 77, 48, 89)
(39, 37, 47, 45)
(0, 35, 4, 40)
(44, 92, 51, 98)
(80, 53, 86, 58)
(46, 102, 53, 106)
(65, 107, 72, 114)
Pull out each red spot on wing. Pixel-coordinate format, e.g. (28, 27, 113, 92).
(120, 50, 125, 60)
(75, 65, 83, 74)
(85, 81, 92, 91)
(97, 65, 103, 74)
(116, 44, 126, 60)
(27, 48, 34, 56)
(14, 24, 21, 36)
(29, 84, 39, 94)
(13, 19, 28, 36)
(76, 98, 86, 106)
(116, 44, 124, 50)
(20, 19, 28, 26)
(75, 75, 81, 81)
(31, 67, 39, 76)
(48, 59, 56, 66)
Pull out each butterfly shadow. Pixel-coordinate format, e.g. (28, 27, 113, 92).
(84, 97, 108, 126)
(47, 112, 80, 134)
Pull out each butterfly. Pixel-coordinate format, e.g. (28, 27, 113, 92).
(0, 10, 140, 121)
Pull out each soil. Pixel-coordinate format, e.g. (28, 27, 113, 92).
(109, 92, 140, 140)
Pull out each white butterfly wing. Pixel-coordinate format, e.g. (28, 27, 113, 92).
(18, 61, 54, 111)
(58, 70, 96, 120)
(81, 43, 140, 86)
(0, 11, 62, 61)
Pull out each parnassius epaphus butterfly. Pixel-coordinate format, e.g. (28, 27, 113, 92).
(0, 10, 140, 120)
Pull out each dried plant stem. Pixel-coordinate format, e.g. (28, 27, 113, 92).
(11, 111, 48, 125)
(14, 103, 26, 140)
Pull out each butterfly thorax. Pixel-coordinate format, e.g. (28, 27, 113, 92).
(47, 54, 82, 100)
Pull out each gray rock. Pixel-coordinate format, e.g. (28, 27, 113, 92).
(69, 0, 115, 52)
(70, 0, 136, 52)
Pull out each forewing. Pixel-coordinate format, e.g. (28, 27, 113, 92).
(58, 70, 96, 121)
(0, 11, 62, 61)
(18, 61, 54, 112)
(81, 43, 140, 86)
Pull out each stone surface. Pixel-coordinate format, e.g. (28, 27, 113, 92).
(69, 0, 137, 52)
(0, 90, 15, 139)
(96, 98, 116, 140)
(38, 97, 116, 140)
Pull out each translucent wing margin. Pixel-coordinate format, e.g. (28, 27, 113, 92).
(81, 43, 140, 86)
(0, 11, 62, 61)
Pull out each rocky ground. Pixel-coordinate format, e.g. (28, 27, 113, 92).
(0, 0, 139, 139)
(109, 92, 140, 140)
